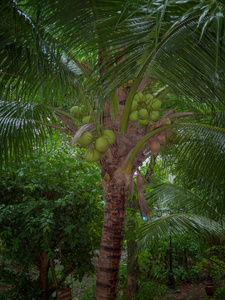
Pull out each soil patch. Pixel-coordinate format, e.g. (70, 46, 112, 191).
(166, 281, 211, 300)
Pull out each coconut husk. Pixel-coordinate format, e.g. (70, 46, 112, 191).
(155, 108, 176, 128)
(145, 155, 156, 183)
(54, 112, 78, 131)
(114, 133, 145, 158)
(136, 171, 151, 220)
(129, 178, 135, 202)
(114, 169, 133, 187)
(149, 140, 161, 155)
(156, 132, 166, 145)
(137, 78, 152, 92)
(170, 112, 195, 119)
(117, 86, 130, 103)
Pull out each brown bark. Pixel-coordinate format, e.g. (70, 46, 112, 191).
(127, 239, 139, 299)
(48, 263, 78, 297)
(37, 253, 50, 300)
(50, 257, 58, 290)
(95, 179, 127, 300)
(126, 199, 139, 299)
(145, 155, 156, 183)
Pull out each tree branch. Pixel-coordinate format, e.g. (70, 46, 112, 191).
(50, 257, 58, 290)
(48, 263, 78, 296)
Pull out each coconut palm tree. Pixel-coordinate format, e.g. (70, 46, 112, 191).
(1, 1, 225, 299)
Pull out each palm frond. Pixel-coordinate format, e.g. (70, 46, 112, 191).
(163, 123, 225, 190)
(136, 214, 225, 252)
(169, 0, 225, 54)
(148, 16, 225, 110)
(145, 182, 224, 223)
(96, 1, 225, 114)
(210, 111, 225, 128)
(0, 101, 62, 168)
(0, 0, 82, 103)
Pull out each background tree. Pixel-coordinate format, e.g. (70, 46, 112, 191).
(1, 1, 225, 299)
(0, 139, 104, 299)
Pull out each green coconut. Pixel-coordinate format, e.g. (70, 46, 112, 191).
(95, 136, 109, 153)
(77, 131, 94, 147)
(139, 119, 149, 126)
(146, 99, 153, 106)
(129, 111, 139, 122)
(138, 108, 148, 120)
(131, 100, 138, 111)
(145, 94, 154, 101)
(70, 106, 80, 118)
(79, 105, 86, 116)
(149, 111, 159, 121)
(82, 115, 91, 124)
(141, 95, 146, 103)
(85, 149, 100, 162)
(151, 99, 162, 110)
(103, 130, 116, 145)
(134, 92, 143, 102)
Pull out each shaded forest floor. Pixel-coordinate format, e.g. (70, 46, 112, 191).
(166, 281, 216, 299)
(1, 277, 224, 299)
(70, 277, 225, 299)
(1, 252, 225, 300)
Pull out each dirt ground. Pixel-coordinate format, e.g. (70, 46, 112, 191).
(70, 278, 220, 299)
(166, 281, 212, 300)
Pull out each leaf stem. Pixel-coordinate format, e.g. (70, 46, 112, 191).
(125, 125, 175, 173)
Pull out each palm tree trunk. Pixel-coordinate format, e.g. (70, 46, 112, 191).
(127, 238, 139, 299)
(126, 199, 139, 299)
(95, 179, 127, 300)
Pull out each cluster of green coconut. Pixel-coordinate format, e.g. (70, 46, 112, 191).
(77, 129, 116, 162)
(70, 105, 96, 124)
(129, 92, 169, 126)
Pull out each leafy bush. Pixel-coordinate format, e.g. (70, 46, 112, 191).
(191, 245, 225, 285)
(214, 287, 225, 299)
(0, 271, 42, 300)
(81, 284, 96, 300)
(117, 276, 168, 300)
(132, 231, 205, 286)
(0, 143, 104, 299)
(133, 281, 168, 300)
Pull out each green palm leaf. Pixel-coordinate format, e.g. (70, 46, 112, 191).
(136, 214, 225, 252)
(162, 123, 225, 188)
(146, 17, 225, 110)
(0, 0, 82, 102)
(145, 182, 224, 223)
(0, 101, 62, 168)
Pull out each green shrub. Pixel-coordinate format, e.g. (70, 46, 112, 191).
(214, 287, 225, 299)
(0, 144, 104, 299)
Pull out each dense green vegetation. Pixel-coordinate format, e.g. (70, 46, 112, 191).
(0, 139, 104, 299)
